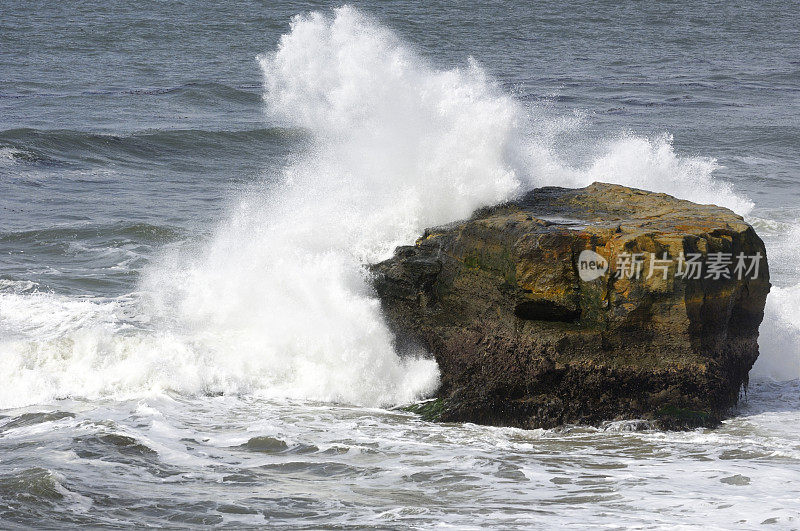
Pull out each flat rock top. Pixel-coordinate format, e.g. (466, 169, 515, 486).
(471, 182, 749, 236)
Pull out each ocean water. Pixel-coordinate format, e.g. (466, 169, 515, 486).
(1, 1, 799, 527)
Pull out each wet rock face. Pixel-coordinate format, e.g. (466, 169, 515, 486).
(372, 183, 771, 429)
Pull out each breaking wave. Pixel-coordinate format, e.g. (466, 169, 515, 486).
(0, 6, 793, 410)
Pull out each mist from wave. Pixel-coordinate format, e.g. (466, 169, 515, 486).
(0, 5, 797, 412)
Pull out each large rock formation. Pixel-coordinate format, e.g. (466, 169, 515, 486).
(372, 183, 770, 429)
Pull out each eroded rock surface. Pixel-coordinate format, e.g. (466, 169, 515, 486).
(373, 183, 770, 429)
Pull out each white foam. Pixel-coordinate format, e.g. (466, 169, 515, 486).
(751, 283, 800, 380)
(0, 279, 38, 294)
(0, 147, 22, 164)
(0, 146, 39, 169)
(133, 7, 535, 407)
(1, 6, 793, 410)
(8, 6, 520, 409)
(745, 216, 800, 379)
(524, 132, 754, 215)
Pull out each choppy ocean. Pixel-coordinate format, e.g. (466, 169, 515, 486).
(1, 1, 799, 527)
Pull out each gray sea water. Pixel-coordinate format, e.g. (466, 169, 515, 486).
(1, 1, 799, 528)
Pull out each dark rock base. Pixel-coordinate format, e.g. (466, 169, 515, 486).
(374, 183, 770, 430)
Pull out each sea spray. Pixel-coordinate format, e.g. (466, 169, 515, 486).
(751, 221, 800, 379)
(0, 6, 531, 408)
(135, 7, 540, 406)
(525, 131, 755, 215)
(0, 5, 795, 410)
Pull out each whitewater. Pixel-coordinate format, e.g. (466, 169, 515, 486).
(0, 4, 798, 527)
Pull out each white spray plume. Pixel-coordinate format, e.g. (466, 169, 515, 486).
(0, 6, 776, 409)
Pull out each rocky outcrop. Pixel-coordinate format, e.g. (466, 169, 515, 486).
(373, 183, 770, 429)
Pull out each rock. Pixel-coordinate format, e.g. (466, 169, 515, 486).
(372, 182, 770, 429)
